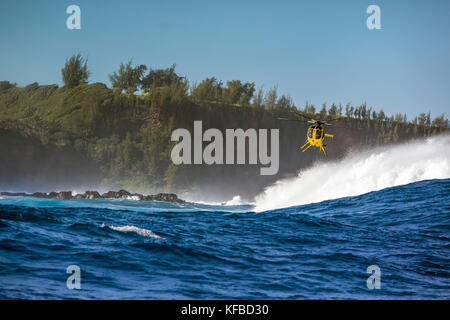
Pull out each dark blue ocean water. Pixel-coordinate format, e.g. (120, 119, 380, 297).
(0, 179, 449, 299)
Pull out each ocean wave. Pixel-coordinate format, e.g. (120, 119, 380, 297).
(1, 179, 448, 299)
(0, 204, 60, 223)
(101, 223, 163, 239)
(223, 195, 244, 206)
(254, 134, 450, 212)
(185, 195, 247, 206)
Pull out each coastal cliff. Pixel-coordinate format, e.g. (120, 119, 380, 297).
(0, 80, 447, 201)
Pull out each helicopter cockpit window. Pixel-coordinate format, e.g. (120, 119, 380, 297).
(316, 129, 322, 139)
(308, 128, 313, 138)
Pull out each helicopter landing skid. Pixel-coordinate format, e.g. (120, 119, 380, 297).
(300, 141, 312, 152)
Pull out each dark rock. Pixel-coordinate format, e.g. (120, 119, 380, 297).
(55, 191, 72, 200)
(101, 191, 117, 198)
(143, 193, 184, 203)
(31, 192, 48, 198)
(129, 193, 144, 201)
(1, 192, 27, 197)
(72, 191, 101, 199)
(1, 189, 186, 204)
(117, 189, 131, 198)
(101, 189, 131, 199)
(84, 191, 101, 199)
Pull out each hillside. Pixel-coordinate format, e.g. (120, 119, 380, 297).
(0, 80, 447, 201)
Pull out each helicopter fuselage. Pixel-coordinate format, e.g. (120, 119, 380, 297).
(300, 125, 334, 155)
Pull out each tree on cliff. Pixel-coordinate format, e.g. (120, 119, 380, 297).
(221, 80, 255, 106)
(61, 54, 90, 88)
(264, 86, 278, 110)
(109, 60, 147, 94)
(276, 94, 293, 110)
(304, 102, 316, 115)
(252, 87, 264, 108)
(191, 77, 223, 103)
(432, 114, 449, 127)
(328, 104, 338, 116)
(320, 104, 327, 117)
(141, 64, 183, 92)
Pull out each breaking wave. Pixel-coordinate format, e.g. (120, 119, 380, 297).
(223, 195, 244, 206)
(102, 224, 163, 239)
(254, 134, 450, 212)
(184, 195, 247, 206)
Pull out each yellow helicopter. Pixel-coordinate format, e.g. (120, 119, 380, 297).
(300, 120, 334, 155)
(278, 111, 340, 155)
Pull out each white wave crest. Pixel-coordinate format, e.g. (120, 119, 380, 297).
(124, 195, 141, 201)
(183, 195, 246, 206)
(102, 224, 163, 239)
(223, 195, 244, 206)
(254, 134, 450, 212)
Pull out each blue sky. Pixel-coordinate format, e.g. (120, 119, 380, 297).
(1, 0, 449, 119)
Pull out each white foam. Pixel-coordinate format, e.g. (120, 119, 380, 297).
(223, 195, 244, 206)
(102, 224, 163, 239)
(183, 195, 247, 206)
(254, 134, 450, 212)
(125, 195, 141, 201)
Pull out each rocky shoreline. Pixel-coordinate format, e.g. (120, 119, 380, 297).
(0, 189, 185, 203)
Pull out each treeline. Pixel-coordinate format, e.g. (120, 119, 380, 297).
(62, 54, 449, 128)
(59, 54, 449, 128)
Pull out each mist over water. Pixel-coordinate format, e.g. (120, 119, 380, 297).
(254, 134, 450, 212)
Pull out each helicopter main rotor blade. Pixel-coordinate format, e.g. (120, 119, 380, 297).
(324, 122, 363, 130)
(323, 116, 342, 122)
(290, 109, 315, 121)
(291, 109, 344, 123)
(277, 117, 304, 122)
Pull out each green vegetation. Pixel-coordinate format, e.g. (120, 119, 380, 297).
(61, 54, 90, 88)
(109, 60, 147, 94)
(0, 55, 448, 193)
